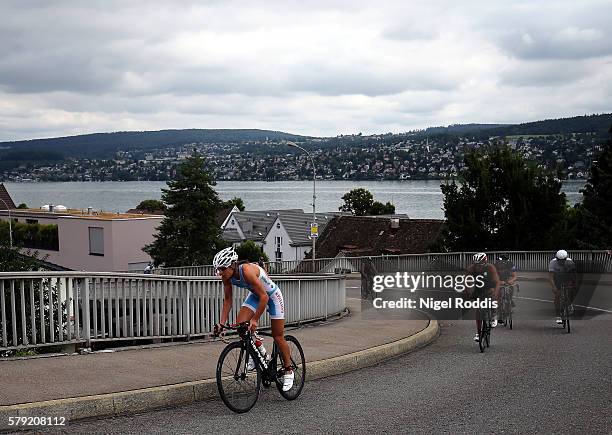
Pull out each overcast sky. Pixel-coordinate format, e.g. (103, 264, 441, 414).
(1, 0, 611, 141)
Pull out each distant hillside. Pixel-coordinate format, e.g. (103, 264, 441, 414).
(0, 129, 309, 159)
(483, 113, 612, 138)
(423, 123, 508, 135)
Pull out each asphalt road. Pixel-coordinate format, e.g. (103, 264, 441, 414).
(54, 278, 611, 434)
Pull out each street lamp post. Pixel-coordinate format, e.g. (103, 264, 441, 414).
(0, 199, 12, 248)
(286, 142, 317, 264)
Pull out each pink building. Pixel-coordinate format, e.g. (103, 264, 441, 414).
(0, 206, 162, 272)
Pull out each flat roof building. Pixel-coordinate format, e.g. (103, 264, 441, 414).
(0, 204, 163, 272)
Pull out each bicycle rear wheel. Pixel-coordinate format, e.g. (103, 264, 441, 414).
(216, 341, 261, 413)
(564, 290, 571, 334)
(275, 335, 306, 400)
(478, 315, 486, 353)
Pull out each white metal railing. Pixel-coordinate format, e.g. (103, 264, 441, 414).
(0, 272, 346, 352)
(158, 250, 612, 276)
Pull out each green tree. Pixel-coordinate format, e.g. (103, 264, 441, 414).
(574, 126, 612, 248)
(17, 203, 28, 209)
(135, 199, 166, 213)
(0, 241, 65, 356)
(235, 240, 269, 263)
(369, 201, 396, 215)
(339, 188, 396, 215)
(437, 145, 568, 251)
(223, 197, 245, 211)
(144, 154, 225, 267)
(0, 239, 42, 272)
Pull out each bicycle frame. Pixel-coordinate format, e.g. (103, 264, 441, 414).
(220, 323, 280, 384)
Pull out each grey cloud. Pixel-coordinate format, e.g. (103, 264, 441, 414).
(473, 2, 612, 60)
(288, 64, 458, 97)
(499, 61, 593, 87)
(497, 28, 612, 60)
(381, 27, 438, 42)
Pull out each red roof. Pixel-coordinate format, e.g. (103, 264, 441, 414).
(314, 216, 444, 258)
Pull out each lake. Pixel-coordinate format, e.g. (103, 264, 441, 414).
(3, 180, 586, 219)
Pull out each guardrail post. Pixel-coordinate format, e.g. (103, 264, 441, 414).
(185, 280, 191, 340)
(297, 280, 301, 326)
(325, 279, 328, 320)
(83, 277, 91, 348)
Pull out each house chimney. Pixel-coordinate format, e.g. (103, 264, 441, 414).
(390, 218, 400, 229)
(87, 207, 93, 214)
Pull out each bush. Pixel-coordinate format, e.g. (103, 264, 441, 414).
(235, 240, 269, 263)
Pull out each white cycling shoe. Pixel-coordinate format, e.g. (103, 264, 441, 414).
(491, 317, 498, 328)
(473, 333, 479, 342)
(556, 317, 563, 324)
(282, 371, 294, 392)
(247, 356, 255, 371)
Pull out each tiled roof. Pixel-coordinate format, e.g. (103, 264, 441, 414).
(222, 227, 243, 243)
(0, 184, 16, 209)
(314, 216, 444, 258)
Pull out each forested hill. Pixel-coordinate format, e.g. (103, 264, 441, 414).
(0, 129, 308, 158)
(480, 113, 612, 137)
(1, 113, 611, 160)
(419, 113, 612, 139)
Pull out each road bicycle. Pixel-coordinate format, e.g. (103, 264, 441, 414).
(559, 283, 573, 334)
(215, 322, 306, 413)
(499, 283, 518, 330)
(477, 305, 492, 353)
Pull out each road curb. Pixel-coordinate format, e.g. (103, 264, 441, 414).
(0, 320, 439, 429)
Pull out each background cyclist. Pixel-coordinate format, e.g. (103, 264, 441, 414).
(495, 253, 518, 323)
(213, 247, 294, 391)
(548, 249, 577, 325)
(467, 252, 501, 341)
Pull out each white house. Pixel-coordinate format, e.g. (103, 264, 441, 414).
(221, 209, 342, 262)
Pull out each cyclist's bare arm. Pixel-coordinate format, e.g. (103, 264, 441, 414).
(242, 263, 269, 322)
(548, 272, 558, 292)
(489, 265, 501, 295)
(506, 270, 518, 285)
(220, 280, 233, 325)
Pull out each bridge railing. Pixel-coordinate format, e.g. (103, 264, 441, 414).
(158, 250, 612, 276)
(0, 272, 346, 352)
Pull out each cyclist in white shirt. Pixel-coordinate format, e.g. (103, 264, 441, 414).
(548, 249, 577, 325)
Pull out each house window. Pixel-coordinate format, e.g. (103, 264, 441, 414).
(89, 227, 104, 256)
(276, 222, 281, 229)
(275, 250, 282, 262)
(275, 236, 282, 247)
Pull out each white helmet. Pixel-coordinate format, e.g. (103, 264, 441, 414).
(555, 249, 568, 260)
(213, 247, 238, 270)
(473, 252, 487, 264)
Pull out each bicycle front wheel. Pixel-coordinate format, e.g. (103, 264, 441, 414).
(216, 341, 261, 413)
(276, 335, 306, 400)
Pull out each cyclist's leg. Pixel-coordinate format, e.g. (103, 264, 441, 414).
(488, 287, 498, 326)
(237, 293, 258, 324)
(551, 285, 561, 316)
(267, 290, 292, 371)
